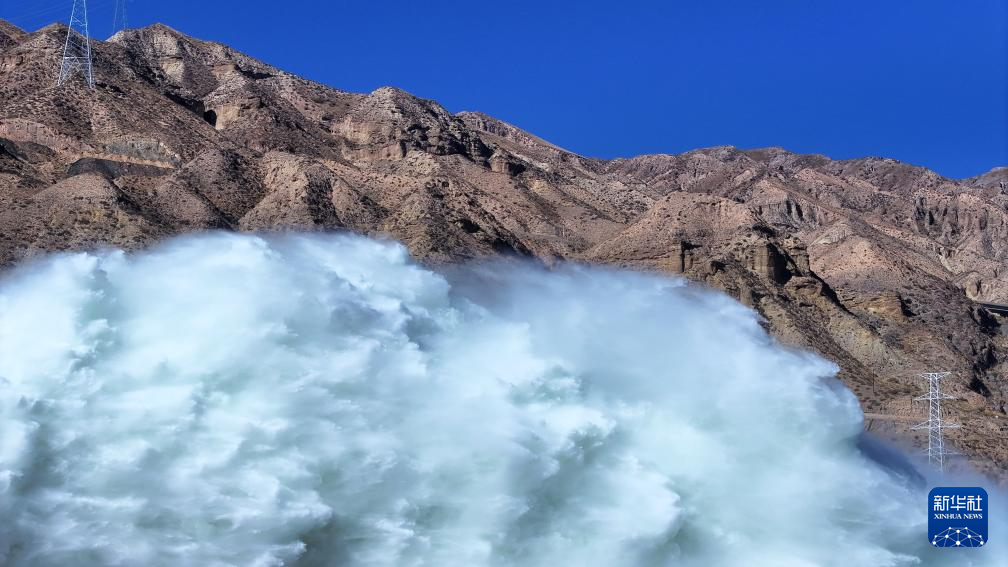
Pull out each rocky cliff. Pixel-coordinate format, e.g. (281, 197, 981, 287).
(1, 21, 1006, 478)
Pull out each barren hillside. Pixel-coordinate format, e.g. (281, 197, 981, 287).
(1, 21, 1006, 477)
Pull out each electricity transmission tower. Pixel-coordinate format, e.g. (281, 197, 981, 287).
(911, 372, 960, 472)
(112, 0, 128, 35)
(58, 0, 95, 88)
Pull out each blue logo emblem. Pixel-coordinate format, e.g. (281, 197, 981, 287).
(929, 487, 988, 548)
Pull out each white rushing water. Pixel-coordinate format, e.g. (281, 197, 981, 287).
(0, 233, 1002, 566)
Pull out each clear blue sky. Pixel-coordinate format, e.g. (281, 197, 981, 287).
(6, 0, 1008, 178)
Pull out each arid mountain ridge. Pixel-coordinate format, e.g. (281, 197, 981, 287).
(1, 21, 1007, 477)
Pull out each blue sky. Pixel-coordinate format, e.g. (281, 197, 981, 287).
(5, 0, 1007, 178)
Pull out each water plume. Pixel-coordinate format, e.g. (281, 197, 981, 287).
(0, 233, 1001, 566)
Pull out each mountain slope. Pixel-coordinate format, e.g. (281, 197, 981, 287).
(1, 21, 1006, 477)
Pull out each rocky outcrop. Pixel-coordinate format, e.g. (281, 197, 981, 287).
(335, 87, 491, 163)
(0, 19, 1006, 477)
(0, 118, 94, 154)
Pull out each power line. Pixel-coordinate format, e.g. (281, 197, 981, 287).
(111, 0, 126, 34)
(2, 0, 114, 31)
(57, 0, 95, 88)
(911, 372, 960, 473)
(5, 1, 81, 24)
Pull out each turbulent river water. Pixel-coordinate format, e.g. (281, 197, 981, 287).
(0, 233, 1002, 566)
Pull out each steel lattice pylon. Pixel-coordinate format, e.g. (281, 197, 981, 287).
(58, 0, 95, 88)
(112, 0, 128, 35)
(911, 372, 960, 472)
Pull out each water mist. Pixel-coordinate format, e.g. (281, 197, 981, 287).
(0, 233, 1002, 566)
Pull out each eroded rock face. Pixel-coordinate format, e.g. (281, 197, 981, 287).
(747, 241, 792, 284)
(845, 291, 911, 321)
(335, 87, 491, 162)
(0, 20, 1006, 477)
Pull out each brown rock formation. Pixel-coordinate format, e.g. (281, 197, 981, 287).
(1, 21, 1006, 478)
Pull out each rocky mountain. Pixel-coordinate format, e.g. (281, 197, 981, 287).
(1, 21, 1006, 478)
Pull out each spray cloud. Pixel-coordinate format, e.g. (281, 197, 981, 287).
(0, 233, 1001, 566)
